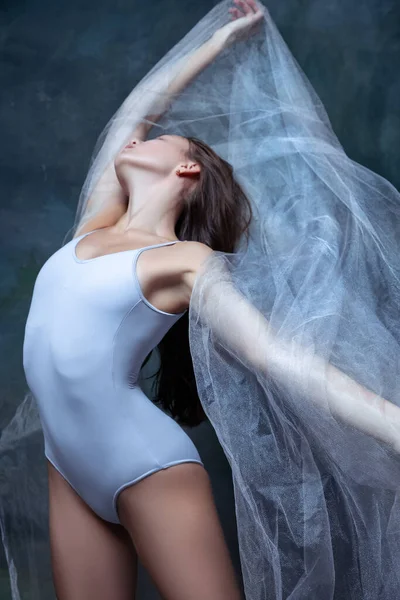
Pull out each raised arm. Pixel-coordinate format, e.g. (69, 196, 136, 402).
(135, 1, 264, 132)
(73, 162, 128, 237)
(73, 34, 227, 238)
(183, 242, 400, 453)
(74, 1, 266, 237)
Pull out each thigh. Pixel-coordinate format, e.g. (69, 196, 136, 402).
(117, 462, 243, 600)
(47, 460, 138, 600)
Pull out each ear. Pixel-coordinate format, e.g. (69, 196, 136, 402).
(177, 163, 201, 177)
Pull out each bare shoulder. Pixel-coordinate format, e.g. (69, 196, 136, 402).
(181, 241, 214, 270)
(178, 241, 214, 298)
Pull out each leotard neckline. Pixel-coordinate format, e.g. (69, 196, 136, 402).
(72, 229, 187, 317)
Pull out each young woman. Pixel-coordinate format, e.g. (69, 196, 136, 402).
(14, 0, 400, 598)
(22, 3, 263, 599)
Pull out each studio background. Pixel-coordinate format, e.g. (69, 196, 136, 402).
(0, 0, 399, 597)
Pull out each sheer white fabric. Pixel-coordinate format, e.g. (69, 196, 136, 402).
(3, 1, 400, 598)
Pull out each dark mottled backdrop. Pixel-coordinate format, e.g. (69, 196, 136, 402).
(1, 0, 399, 598)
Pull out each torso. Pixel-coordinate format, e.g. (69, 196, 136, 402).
(73, 226, 190, 315)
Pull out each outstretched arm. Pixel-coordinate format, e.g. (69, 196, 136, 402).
(184, 243, 400, 453)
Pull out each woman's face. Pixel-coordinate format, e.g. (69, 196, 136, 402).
(114, 134, 190, 192)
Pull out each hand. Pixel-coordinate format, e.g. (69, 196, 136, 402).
(213, 0, 266, 49)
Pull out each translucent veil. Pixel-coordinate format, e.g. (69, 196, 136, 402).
(3, 1, 400, 598)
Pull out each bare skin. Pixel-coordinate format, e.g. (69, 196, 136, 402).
(50, 1, 266, 594)
(72, 132, 209, 315)
(73, 219, 191, 315)
(47, 460, 139, 600)
(51, 132, 240, 599)
(48, 457, 243, 600)
(49, 0, 400, 593)
(50, 119, 233, 598)
(117, 463, 243, 600)
(53, 131, 242, 600)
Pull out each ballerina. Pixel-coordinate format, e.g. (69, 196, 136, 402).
(22, 3, 263, 599)
(6, 1, 400, 599)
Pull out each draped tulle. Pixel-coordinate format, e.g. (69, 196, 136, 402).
(3, 1, 400, 598)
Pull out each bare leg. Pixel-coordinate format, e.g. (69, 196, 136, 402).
(117, 462, 243, 600)
(47, 460, 138, 600)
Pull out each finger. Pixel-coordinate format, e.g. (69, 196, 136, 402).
(247, 0, 259, 10)
(248, 0, 263, 15)
(244, 0, 257, 13)
(230, 6, 243, 18)
(234, 0, 252, 16)
(228, 7, 241, 19)
(231, 2, 245, 17)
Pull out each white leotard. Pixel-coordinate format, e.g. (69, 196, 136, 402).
(23, 229, 203, 523)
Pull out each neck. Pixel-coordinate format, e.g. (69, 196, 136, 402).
(119, 174, 184, 238)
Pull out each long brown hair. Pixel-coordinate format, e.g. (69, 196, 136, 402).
(141, 136, 253, 427)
